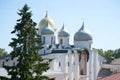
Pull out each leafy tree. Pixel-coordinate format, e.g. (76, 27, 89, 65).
(0, 48, 7, 57)
(104, 50, 113, 60)
(93, 48, 104, 57)
(96, 49, 104, 57)
(93, 48, 114, 60)
(112, 48, 120, 58)
(94, 48, 120, 61)
(0, 4, 53, 80)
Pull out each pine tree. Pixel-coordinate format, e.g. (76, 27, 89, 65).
(0, 4, 53, 80)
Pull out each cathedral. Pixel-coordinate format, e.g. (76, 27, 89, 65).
(37, 11, 105, 80)
(0, 11, 105, 80)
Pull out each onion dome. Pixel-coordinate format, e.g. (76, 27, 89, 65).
(58, 24, 70, 37)
(38, 10, 56, 30)
(41, 21, 55, 35)
(74, 22, 92, 41)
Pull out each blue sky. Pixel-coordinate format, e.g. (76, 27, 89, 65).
(0, 0, 120, 53)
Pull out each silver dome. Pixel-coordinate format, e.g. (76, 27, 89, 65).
(41, 21, 55, 35)
(58, 24, 70, 37)
(74, 22, 92, 41)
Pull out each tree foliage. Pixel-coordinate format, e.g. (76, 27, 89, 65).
(112, 48, 120, 58)
(0, 4, 52, 80)
(0, 48, 7, 57)
(94, 48, 120, 61)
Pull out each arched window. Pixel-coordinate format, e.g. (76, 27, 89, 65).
(43, 36, 45, 44)
(59, 62, 61, 67)
(89, 44, 91, 48)
(68, 62, 69, 67)
(60, 38, 63, 44)
(68, 38, 69, 43)
(51, 37, 53, 44)
(54, 36, 55, 44)
(73, 61, 75, 65)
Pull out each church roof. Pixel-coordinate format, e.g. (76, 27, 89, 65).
(98, 68, 112, 78)
(41, 21, 55, 35)
(43, 70, 66, 77)
(52, 50, 68, 53)
(38, 11, 56, 30)
(42, 53, 66, 60)
(111, 58, 120, 65)
(99, 72, 120, 80)
(74, 22, 92, 41)
(58, 24, 70, 37)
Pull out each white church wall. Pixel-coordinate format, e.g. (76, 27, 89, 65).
(67, 50, 78, 80)
(68, 51, 72, 80)
(42, 35, 55, 45)
(92, 50, 105, 80)
(61, 55, 66, 73)
(49, 60, 54, 70)
(58, 37, 69, 46)
(95, 51, 98, 80)
(65, 54, 68, 73)
(74, 51, 79, 80)
(71, 53, 76, 80)
(85, 50, 93, 80)
(53, 54, 66, 72)
(54, 58, 61, 71)
(42, 53, 67, 80)
(97, 53, 105, 73)
(55, 75, 66, 80)
(92, 50, 96, 80)
(88, 50, 92, 80)
(89, 49, 100, 80)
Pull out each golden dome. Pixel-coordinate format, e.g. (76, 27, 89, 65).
(38, 11, 56, 30)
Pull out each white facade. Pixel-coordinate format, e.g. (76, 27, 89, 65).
(42, 35, 56, 45)
(37, 12, 105, 80)
(42, 49, 104, 80)
(74, 41, 92, 50)
(58, 37, 69, 47)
